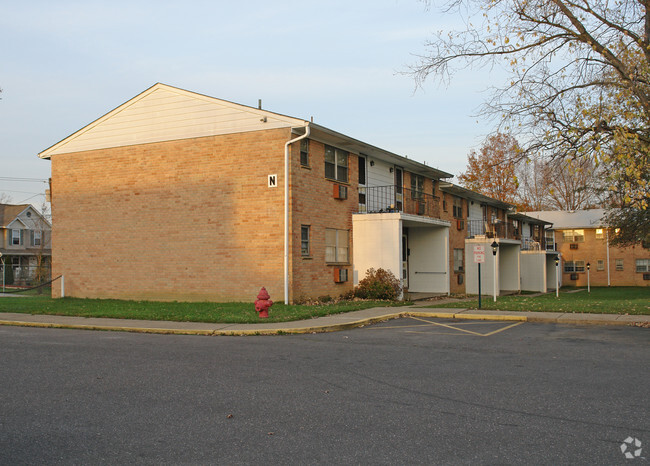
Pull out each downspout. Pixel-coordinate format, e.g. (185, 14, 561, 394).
(284, 123, 311, 304)
(606, 228, 611, 286)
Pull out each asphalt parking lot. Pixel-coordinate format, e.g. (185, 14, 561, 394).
(1, 321, 648, 464)
(363, 316, 526, 337)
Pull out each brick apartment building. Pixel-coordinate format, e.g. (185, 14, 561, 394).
(527, 209, 650, 287)
(39, 83, 559, 302)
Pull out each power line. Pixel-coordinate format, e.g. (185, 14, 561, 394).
(0, 177, 48, 183)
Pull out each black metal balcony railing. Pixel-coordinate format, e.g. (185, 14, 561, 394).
(359, 185, 440, 218)
(466, 219, 524, 241)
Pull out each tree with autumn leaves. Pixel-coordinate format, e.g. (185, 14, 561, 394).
(458, 133, 603, 211)
(413, 0, 649, 245)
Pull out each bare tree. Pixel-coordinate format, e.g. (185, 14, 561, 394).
(412, 0, 649, 239)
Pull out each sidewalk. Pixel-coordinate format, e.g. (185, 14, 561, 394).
(0, 303, 648, 335)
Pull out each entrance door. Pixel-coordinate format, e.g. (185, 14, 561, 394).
(394, 167, 403, 211)
(402, 232, 409, 289)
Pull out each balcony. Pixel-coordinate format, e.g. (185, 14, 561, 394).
(359, 185, 441, 218)
(466, 219, 521, 240)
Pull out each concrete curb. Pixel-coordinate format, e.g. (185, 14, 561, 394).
(0, 309, 647, 336)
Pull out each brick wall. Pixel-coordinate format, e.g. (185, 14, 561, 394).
(50, 128, 361, 302)
(289, 139, 357, 301)
(556, 228, 650, 287)
(51, 128, 291, 301)
(439, 190, 467, 294)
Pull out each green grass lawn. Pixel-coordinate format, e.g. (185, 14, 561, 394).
(428, 287, 650, 315)
(0, 294, 408, 323)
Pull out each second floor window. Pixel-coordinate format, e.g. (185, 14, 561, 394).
(410, 174, 424, 200)
(12, 229, 21, 245)
(325, 145, 348, 182)
(453, 197, 463, 219)
(300, 139, 310, 167)
(562, 229, 585, 242)
(33, 230, 42, 246)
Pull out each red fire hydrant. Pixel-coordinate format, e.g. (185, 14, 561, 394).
(254, 287, 273, 318)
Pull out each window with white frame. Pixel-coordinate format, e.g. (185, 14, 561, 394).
(545, 230, 555, 250)
(325, 228, 349, 263)
(562, 229, 585, 242)
(615, 259, 624, 271)
(597, 259, 604, 271)
(636, 259, 650, 272)
(564, 260, 585, 273)
(595, 228, 604, 239)
(324, 145, 348, 182)
(410, 174, 424, 200)
(453, 249, 464, 272)
(33, 230, 42, 246)
(301, 225, 310, 256)
(12, 229, 21, 245)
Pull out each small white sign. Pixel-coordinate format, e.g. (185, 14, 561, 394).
(268, 174, 277, 188)
(473, 245, 485, 264)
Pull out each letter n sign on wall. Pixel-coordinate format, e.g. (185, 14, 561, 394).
(268, 174, 277, 188)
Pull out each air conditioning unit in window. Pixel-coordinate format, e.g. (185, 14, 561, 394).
(333, 268, 348, 283)
(643, 273, 650, 281)
(570, 273, 579, 280)
(457, 219, 464, 230)
(570, 243, 578, 250)
(333, 184, 348, 200)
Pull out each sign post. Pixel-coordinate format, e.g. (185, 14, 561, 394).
(473, 245, 485, 309)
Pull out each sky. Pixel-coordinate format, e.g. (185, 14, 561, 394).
(0, 0, 503, 210)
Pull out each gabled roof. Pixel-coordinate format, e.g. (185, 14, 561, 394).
(508, 212, 553, 226)
(0, 204, 30, 228)
(38, 83, 453, 179)
(525, 209, 606, 229)
(438, 182, 515, 210)
(0, 204, 51, 229)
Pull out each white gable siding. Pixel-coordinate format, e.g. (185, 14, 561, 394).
(43, 85, 299, 156)
(468, 200, 483, 221)
(367, 159, 394, 187)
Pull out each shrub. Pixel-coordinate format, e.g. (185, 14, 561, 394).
(354, 268, 402, 300)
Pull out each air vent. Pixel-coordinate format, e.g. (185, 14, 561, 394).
(457, 273, 464, 285)
(570, 243, 578, 250)
(570, 273, 579, 280)
(644, 273, 650, 281)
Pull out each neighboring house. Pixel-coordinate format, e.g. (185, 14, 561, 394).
(0, 204, 52, 285)
(39, 83, 557, 302)
(527, 209, 650, 287)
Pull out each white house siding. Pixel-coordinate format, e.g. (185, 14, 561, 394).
(520, 251, 547, 292)
(40, 84, 300, 157)
(352, 213, 402, 288)
(468, 200, 483, 221)
(407, 227, 449, 294)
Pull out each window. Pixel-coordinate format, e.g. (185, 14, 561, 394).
(300, 139, 309, 167)
(452, 197, 463, 219)
(453, 249, 464, 272)
(410, 174, 424, 200)
(562, 229, 585, 243)
(358, 155, 366, 185)
(564, 260, 585, 273)
(324, 145, 348, 182)
(301, 226, 310, 256)
(325, 228, 349, 263)
(11, 229, 21, 245)
(636, 259, 650, 272)
(595, 228, 604, 239)
(615, 259, 624, 271)
(33, 230, 42, 247)
(597, 259, 604, 271)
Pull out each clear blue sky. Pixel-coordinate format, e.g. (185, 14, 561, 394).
(0, 0, 501, 208)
